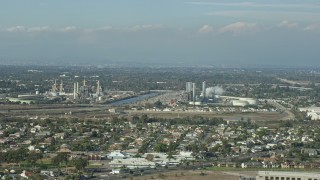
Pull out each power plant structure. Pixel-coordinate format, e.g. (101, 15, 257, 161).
(59, 80, 64, 94)
(186, 81, 207, 105)
(186, 82, 193, 92)
(49, 79, 103, 101)
(52, 80, 58, 93)
(192, 83, 196, 102)
(202, 81, 206, 99)
(185, 81, 257, 107)
(73, 82, 79, 99)
(50, 80, 67, 96)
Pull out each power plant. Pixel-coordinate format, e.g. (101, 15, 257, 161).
(185, 81, 257, 107)
(49, 79, 103, 101)
(186, 81, 207, 105)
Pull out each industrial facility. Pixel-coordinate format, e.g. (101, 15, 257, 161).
(48, 79, 103, 102)
(185, 81, 257, 107)
(256, 171, 320, 180)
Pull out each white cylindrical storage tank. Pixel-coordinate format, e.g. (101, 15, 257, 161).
(239, 98, 258, 105)
(232, 100, 249, 107)
(246, 99, 258, 105)
(194, 101, 202, 106)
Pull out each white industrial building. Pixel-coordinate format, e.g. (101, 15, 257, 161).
(299, 107, 320, 120)
(256, 171, 320, 180)
(143, 151, 195, 167)
(107, 150, 132, 159)
(222, 96, 258, 107)
(232, 100, 249, 107)
(109, 158, 156, 169)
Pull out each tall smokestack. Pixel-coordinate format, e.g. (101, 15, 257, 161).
(76, 82, 79, 94)
(192, 83, 196, 102)
(52, 80, 57, 92)
(202, 81, 206, 98)
(60, 80, 63, 93)
(186, 82, 192, 92)
(73, 82, 77, 99)
(97, 80, 100, 94)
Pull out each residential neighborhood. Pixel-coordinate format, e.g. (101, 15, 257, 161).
(1, 112, 320, 179)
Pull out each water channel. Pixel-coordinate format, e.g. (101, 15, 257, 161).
(108, 93, 159, 106)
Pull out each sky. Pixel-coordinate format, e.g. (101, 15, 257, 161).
(0, 0, 320, 67)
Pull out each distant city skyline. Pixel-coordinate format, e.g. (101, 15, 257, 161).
(0, 0, 320, 67)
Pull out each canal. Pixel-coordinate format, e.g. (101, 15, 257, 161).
(108, 93, 159, 106)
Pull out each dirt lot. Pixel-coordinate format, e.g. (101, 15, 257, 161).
(126, 110, 288, 121)
(130, 170, 256, 180)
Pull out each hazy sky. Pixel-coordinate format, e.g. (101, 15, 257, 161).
(0, 0, 320, 66)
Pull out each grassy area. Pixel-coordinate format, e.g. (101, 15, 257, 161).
(87, 164, 103, 168)
(206, 166, 320, 172)
(37, 158, 52, 164)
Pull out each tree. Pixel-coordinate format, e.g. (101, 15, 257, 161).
(138, 140, 150, 153)
(146, 154, 154, 161)
(168, 142, 178, 152)
(91, 131, 98, 138)
(167, 153, 175, 160)
(72, 158, 88, 172)
(52, 152, 69, 167)
(27, 151, 43, 167)
(154, 143, 168, 153)
(154, 100, 163, 109)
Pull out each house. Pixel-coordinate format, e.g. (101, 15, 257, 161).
(36, 131, 51, 137)
(177, 151, 195, 161)
(295, 163, 306, 169)
(301, 148, 319, 157)
(34, 125, 41, 131)
(0, 138, 8, 144)
(40, 170, 55, 177)
(54, 133, 65, 140)
(40, 137, 53, 146)
(9, 132, 21, 139)
(28, 145, 36, 151)
(87, 154, 102, 161)
(281, 162, 295, 169)
(20, 170, 30, 179)
(30, 128, 37, 134)
(262, 162, 279, 168)
(241, 162, 262, 168)
(57, 144, 72, 153)
(216, 162, 237, 168)
(22, 140, 32, 145)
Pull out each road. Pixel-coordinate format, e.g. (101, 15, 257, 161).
(265, 99, 295, 120)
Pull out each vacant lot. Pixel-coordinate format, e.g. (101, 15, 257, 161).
(126, 110, 288, 121)
(131, 170, 256, 180)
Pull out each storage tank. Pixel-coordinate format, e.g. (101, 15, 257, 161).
(239, 98, 258, 105)
(194, 101, 202, 106)
(232, 100, 249, 107)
